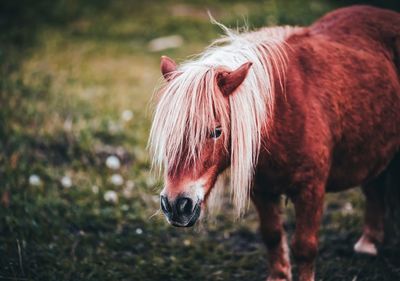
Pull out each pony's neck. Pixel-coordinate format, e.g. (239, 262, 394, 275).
(199, 26, 301, 216)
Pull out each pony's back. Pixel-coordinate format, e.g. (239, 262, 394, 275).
(310, 5, 400, 71)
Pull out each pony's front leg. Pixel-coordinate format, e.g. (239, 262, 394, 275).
(291, 183, 325, 281)
(252, 189, 292, 281)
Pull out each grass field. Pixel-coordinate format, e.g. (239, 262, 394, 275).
(1, 1, 400, 280)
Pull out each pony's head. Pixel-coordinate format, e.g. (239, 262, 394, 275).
(151, 56, 252, 227)
(149, 26, 293, 227)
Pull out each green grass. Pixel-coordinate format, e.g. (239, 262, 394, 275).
(1, 1, 400, 280)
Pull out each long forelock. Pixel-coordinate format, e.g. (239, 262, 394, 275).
(150, 66, 230, 174)
(149, 24, 299, 217)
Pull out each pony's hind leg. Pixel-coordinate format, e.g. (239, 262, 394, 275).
(354, 176, 385, 255)
(252, 188, 292, 281)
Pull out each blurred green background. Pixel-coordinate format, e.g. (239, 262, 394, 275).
(1, 1, 400, 280)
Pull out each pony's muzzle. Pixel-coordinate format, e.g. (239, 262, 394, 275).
(160, 195, 201, 227)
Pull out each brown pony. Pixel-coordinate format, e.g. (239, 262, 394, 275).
(149, 6, 400, 281)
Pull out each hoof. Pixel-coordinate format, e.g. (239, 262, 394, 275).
(354, 235, 378, 256)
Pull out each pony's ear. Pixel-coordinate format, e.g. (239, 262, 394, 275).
(216, 62, 253, 96)
(161, 56, 177, 81)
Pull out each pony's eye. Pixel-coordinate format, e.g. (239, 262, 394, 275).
(209, 127, 222, 139)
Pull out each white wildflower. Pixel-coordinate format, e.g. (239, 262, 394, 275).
(122, 180, 135, 198)
(135, 228, 143, 235)
(92, 185, 99, 194)
(104, 190, 118, 203)
(106, 155, 121, 170)
(110, 174, 124, 186)
(29, 174, 41, 186)
(60, 176, 72, 188)
(342, 202, 354, 215)
(121, 110, 133, 122)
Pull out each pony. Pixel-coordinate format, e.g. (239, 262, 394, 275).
(148, 6, 400, 281)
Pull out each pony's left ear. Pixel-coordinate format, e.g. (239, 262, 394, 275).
(216, 62, 253, 96)
(161, 56, 177, 81)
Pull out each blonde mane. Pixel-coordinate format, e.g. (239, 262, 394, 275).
(149, 24, 299, 217)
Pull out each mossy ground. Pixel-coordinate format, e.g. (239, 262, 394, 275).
(1, 1, 400, 280)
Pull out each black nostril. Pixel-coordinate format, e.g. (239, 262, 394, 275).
(161, 196, 172, 214)
(176, 197, 193, 216)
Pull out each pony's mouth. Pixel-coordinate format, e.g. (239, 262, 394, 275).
(168, 201, 201, 227)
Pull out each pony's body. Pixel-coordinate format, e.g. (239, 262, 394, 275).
(258, 6, 400, 194)
(150, 6, 400, 281)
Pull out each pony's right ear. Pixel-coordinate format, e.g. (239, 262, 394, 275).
(161, 56, 177, 81)
(216, 62, 253, 96)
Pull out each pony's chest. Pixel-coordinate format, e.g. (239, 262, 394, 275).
(254, 156, 308, 194)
